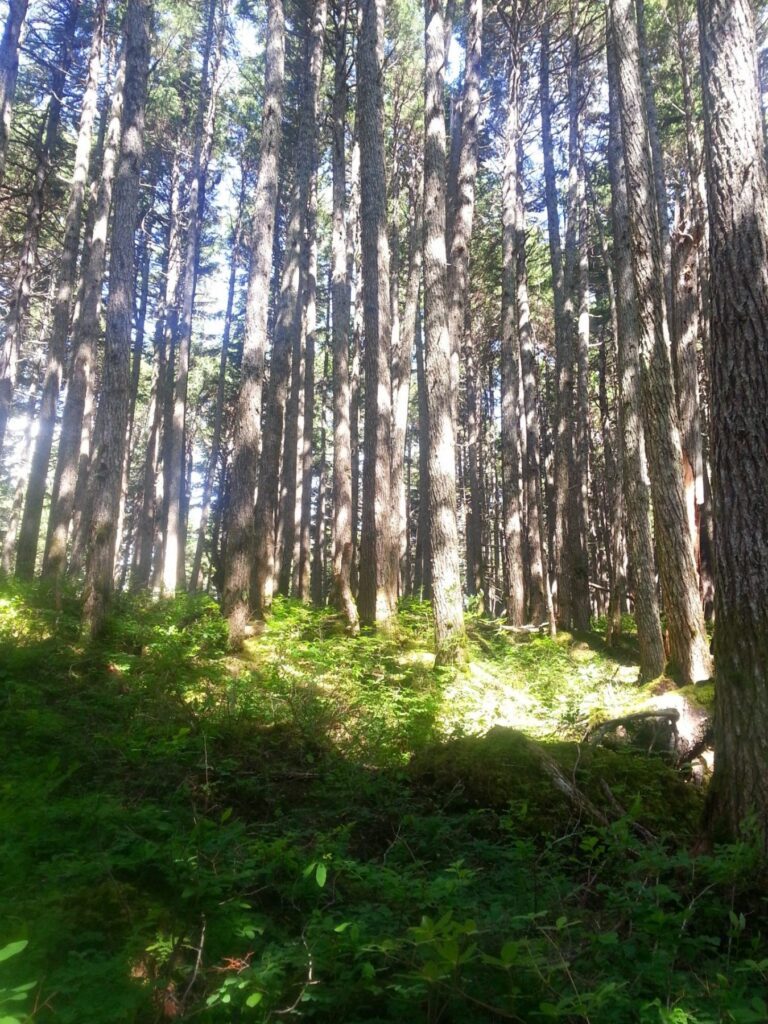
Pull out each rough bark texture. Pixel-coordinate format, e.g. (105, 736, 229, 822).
(329, 2, 358, 630)
(253, 0, 326, 616)
(463, 324, 485, 606)
(606, 10, 665, 680)
(414, 309, 432, 599)
(222, 0, 284, 643)
(82, 0, 151, 636)
(423, 0, 464, 660)
(357, 0, 397, 625)
(610, 0, 711, 683)
(540, 21, 572, 628)
(515, 165, 549, 626)
(297, 207, 317, 602)
(392, 172, 422, 598)
(500, 55, 525, 627)
(0, 0, 30, 185)
(1, 366, 40, 574)
(16, 0, 105, 580)
(446, 0, 482, 427)
(671, 199, 704, 562)
(636, 0, 672, 319)
(276, 0, 327, 597)
(698, 0, 768, 847)
(163, 0, 224, 593)
(191, 179, 244, 592)
(44, 52, 126, 579)
(564, 10, 591, 630)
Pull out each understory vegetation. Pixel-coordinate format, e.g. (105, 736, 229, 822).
(1, 586, 766, 1023)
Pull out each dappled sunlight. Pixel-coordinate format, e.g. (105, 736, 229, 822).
(0, 586, 764, 1023)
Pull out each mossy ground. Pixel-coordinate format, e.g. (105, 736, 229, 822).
(0, 586, 765, 1023)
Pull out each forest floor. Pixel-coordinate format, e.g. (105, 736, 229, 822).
(1, 584, 766, 1024)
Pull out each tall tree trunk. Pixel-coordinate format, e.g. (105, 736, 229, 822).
(424, 0, 464, 661)
(572, 147, 591, 628)
(252, 0, 327, 616)
(82, 0, 152, 636)
(564, 7, 591, 629)
(515, 161, 549, 627)
(1, 360, 41, 575)
(501, 51, 525, 626)
(0, 0, 80, 462)
(277, 0, 328, 597)
(670, 198, 704, 565)
(163, 0, 223, 593)
(357, 0, 398, 625)
(44, 51, 125, 579)
(348, 137, 362, 594)
(16, 0, 105, 580)
(222, 0, 284, 643)
(606, 11, 664, 680)
(296, 212, 317, 602)
(540, 20, 572, 628)
(698, 0, 768, 848)
(0, 0, 30, 185)
(446, 0, 482, 427)
(595, 209, 626, 645)
(414, 309, 431, 599)
(636, 0, 672, 318)
(113, 225, 151, 583)
(132, 313, 163, 589)
(312, 345, 329, 606)
(392, 172, 422, 598)
(190, 178, 245, 592)
(329, 1, 358, 630)
(610, 0, 710, 683)
(464, 324, 485, 608)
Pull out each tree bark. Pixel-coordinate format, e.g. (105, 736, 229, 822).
(45, 51, 125, 580)
(82, 0, 152, 637)
(16, 0, 105, 580)
(253, 0, 327, 616)
(698, 0, 768, 848)
(564, 8, 590, 630)
(606, 10, 664, 680)
(464, 324, 485, 608)
(190, 177, 245, 592)
(515, 161, 550, 627)
(670, 198, 705, 565)
(296, 205, 317, 602)
(329, 1, 359, 630)
(636, 0, 672, 319)
(424, 0, 464, 661)
(610, 0, 711, 684)
(414, 308, 431, 599)
(500, 52, 525, 627)
(222, 0, 284, 643)
(356, 0, 398, 625)
(540, 20, 573, 628)
(446, 0, 482, 428)
(392, 170, 422, 598)
(163, 0, 224, 593)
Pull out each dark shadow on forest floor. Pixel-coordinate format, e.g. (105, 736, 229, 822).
(0, 585, 765, 1023)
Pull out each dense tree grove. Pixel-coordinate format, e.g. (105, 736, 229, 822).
(1, 0, 767, 862)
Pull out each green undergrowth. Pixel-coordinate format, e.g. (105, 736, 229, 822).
(1, 585, 766, 1023)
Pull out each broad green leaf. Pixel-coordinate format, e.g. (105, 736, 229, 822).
(0, 942, 27, 964)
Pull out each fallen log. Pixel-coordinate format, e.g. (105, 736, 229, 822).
(586, 709, 680, 750)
